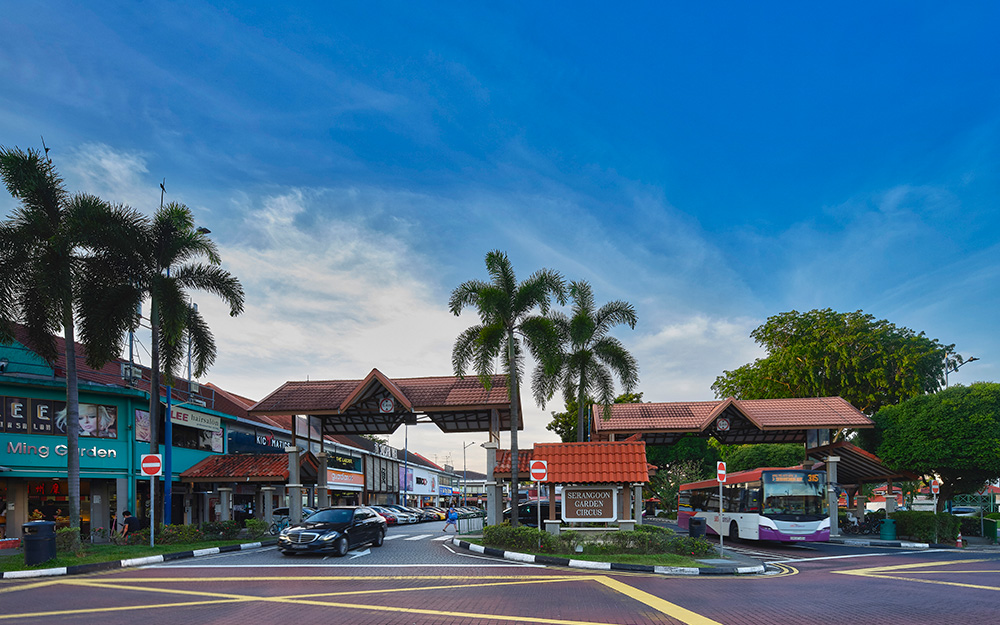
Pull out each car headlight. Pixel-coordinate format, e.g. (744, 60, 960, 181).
(320, 531, 341, 541)
(279, 527, 292, 536)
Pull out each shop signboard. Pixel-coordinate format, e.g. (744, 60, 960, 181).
(328, 468, 364, 488)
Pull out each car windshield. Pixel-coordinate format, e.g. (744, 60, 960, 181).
(305, 509, 354, 524)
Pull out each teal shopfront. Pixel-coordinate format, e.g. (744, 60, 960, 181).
(0, 379, 144, 541)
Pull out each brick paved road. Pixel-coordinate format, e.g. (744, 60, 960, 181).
(2, 524, 998, 625)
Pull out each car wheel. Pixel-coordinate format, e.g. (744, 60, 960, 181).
(728, 521, 739, 541)
(372, 529, 385, 547)
(334, 536, 349, 557)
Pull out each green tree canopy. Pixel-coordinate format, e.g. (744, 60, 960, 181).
(532, 281, 639, 441)
(712, 442, 806, 473)
(712, 308, 959, 415)
(875, 382, 1000, 508)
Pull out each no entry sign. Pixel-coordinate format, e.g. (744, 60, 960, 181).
(529, 460, 548, 482)
(931, 480, 939, 495)
(141, 454, 163, 477)
(717, 461, 727, 483)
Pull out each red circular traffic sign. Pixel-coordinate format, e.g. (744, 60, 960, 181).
(141, 454, 162, 476)
(930, 480, 939, 495)
(529, 460, 548, 482)
(717, 461, 727, 483)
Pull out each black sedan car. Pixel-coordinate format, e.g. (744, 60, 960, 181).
(278, 506, 387, 556)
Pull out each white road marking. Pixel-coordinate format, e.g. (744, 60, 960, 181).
(404, 534, 434, 541)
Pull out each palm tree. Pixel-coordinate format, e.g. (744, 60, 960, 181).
(104, 202, 244, 514)
(533, 281, 639, 442)
(449, 250, 564, 526)
(0, 146, 145, 538)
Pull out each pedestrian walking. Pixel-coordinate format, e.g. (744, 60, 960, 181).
(443, 507, 459, 532)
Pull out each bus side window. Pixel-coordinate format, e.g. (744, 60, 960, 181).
(748, 488, 762, 512)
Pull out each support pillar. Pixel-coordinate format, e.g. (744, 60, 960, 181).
(218, 487, 232, 522)
(483, 440, 501, 526)
(633, 484, 644, 525)
(316, 452, 329, 509)
(261, 487, 275, 525)
(286, 446, 302, 524)
(827, 455, 840, 537)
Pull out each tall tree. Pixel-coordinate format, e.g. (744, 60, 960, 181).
(534, 281, 639, 441)
(98, 201, 245, 517)
(712, 309, 959, 415)
(875, 382, 1000, 510)
(450, 250, 564, 526)
(0, 146, 144, 539)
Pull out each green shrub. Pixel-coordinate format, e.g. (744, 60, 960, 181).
(157, 523, 205, 544)
(201, 520, 241, 540)
(890, 510, 960, 543)
(958, 516, 982, 537)
(634, 523, 673, 536)
(244, 518, 268, 539)
(55, 526, 82, 553)
(482, 524, 563, 553)
(665, 535, 717, 557)
(986, 512, 1000, 521)
(125, 528, 151, 546)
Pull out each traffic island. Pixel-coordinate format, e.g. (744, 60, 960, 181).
(449, 536, 765, 576)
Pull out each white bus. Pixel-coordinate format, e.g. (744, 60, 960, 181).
(678, 466, 830, 542)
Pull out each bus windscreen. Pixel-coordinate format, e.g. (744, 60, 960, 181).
(762, 472, 826, 519)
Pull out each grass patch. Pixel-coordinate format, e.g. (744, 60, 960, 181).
(0, 538, 268, 573)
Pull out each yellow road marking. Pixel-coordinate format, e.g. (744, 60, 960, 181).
(0, 573, 724, 625)
(0, 579, 64, 594)
(0, 599, 246, 620)
(833, 559, 1000, 592)
(595, 577, 724, 625)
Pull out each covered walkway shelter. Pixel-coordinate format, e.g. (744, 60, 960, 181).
(249, 368, 516, 524)
(592, 396, 898, 537)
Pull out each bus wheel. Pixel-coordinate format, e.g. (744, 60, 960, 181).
(728, 521, 739, 541)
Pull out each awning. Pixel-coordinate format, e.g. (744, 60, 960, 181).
(807, 441, 918, 486)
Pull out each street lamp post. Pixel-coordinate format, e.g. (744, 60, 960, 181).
(944, 355, 980, 387)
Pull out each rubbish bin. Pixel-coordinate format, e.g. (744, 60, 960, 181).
(880, 518, 897, 541)
(984, 519, 998, 545)
(22, 520, 57, 566)
(689, 516, 707, 538)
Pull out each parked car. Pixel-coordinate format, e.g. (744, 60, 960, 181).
(401, 506, 438, 522)
(370, 506, 399, 525)
(502, 500, 562, 527)
(380, 505, 419, 524)
(278, 506, 387, 556)
(951, 506, 983, 517)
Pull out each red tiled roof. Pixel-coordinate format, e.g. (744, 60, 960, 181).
(594, 396, 872, 436)
(534, 441, 649, 484)
(493, 442, 650, 484)
(493, 449, 533, 477)
(251, 370, 511, 414)
(180, 454, 293, 481)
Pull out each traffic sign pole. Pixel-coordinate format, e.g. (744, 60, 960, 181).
(717, 462, 726, 553)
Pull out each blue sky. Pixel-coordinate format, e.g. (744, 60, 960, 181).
(2, 3, 997, 471)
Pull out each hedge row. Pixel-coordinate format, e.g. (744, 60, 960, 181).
(481, 523, 716, 557)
